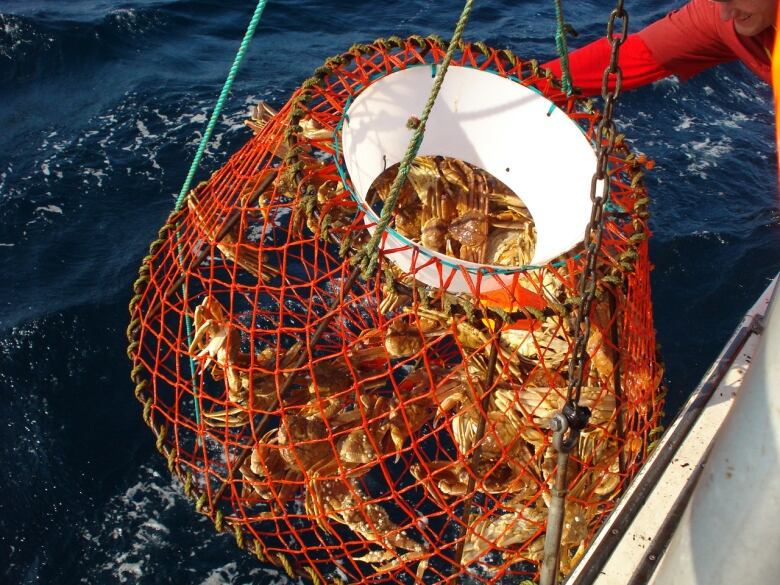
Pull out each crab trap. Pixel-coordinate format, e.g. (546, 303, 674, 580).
(127, 37, 664, 584)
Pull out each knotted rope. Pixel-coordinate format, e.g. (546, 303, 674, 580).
(356, 0, 475, 277)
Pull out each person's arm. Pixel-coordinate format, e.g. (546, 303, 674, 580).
(544, 0, 734, 97)
(637, 0, 735, 80)
(544, 34, 673, 96)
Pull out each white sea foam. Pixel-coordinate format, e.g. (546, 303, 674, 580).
(109, 8, 138, 20)
(76, 462, 291, 584)
(197, 563, 293, 585)
(105, 8, 162, 37)
(136, 119, 151, 138)
(34, 205, 63, 214)
(689, 137, 732, 157)
(4, 85, 287, 243)
(199, 562, 239, 585)
(114, 561, 143, 581)
(674, 114, 695, 131)
(84, 167, 106, 187)
(85, 466, 181, 581)
(0, 14, 39, 59)
(677, 134, 734, 178)
(720, 111, 749, 129)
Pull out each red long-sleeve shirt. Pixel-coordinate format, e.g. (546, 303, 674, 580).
(545, 0, 775, 96)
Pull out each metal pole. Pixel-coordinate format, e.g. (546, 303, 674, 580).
(540, 414, 573, 585)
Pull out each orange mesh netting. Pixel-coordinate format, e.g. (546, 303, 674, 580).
(127, 36, 664, 584)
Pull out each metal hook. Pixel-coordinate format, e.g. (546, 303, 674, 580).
(551, 411, 574, 453)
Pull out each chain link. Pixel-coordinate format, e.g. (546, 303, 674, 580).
(541, 6, 631, 584)
(563, 1, 628, 431)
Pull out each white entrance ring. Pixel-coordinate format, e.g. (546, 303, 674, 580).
(341, 65, 601, 293)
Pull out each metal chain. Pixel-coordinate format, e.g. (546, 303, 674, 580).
(564, 0, 627, 461)
(540, 3, 628, 584)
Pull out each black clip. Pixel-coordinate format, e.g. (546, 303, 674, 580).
(564, 23, 579, 38)
(552, 402, 592, 453)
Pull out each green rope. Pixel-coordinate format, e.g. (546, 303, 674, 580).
(358, 0, 475, 277)
(181, 278, 201, 426)
(172, 0, 269, 425)
(174, 0, 270, 211)
(553, 0, 574, 95)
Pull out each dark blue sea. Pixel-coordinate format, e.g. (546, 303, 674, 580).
(0, 0, 778, 583)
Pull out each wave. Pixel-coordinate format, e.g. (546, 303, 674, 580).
(0, 0, 317, 86)
(0, 5, 174, 85)
(0, 0, 542, 87)
(76, 464, 286, 584)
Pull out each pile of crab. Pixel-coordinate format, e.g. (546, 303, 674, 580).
(170, 102, 661, 582)
(189, 290, 624, 577)
(369, 156, 537, 267)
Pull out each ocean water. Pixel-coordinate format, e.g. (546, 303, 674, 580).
(0, 1, 778, 583)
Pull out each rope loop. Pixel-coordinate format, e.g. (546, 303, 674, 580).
(427, 34, 446, 48)
(133, 380, 148, 402)
(409, 34, 427, 48)
(501, 48, 518, 66)
(195, 493, 207, 513)
(234, 523, 245, 549)
(253, 539, 267, 562)
(155, 424, 168, 451)
(474, 40, 490, 57)
(387, 35, 404, 48)
(126, 341, 140, 361)
(277, 554, 296, 579)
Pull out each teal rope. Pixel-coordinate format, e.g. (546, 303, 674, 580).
(175, 0, 270, 212)
(173, 0, 269, 425)
(181, 277, 201, 427)
(359, 0, 474, 277)
(553, 0, 574, 95)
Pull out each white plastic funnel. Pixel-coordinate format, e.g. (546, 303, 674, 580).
(341, 65, 601, 293)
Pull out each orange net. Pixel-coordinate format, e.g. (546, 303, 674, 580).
(127, 36, 663, 584)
